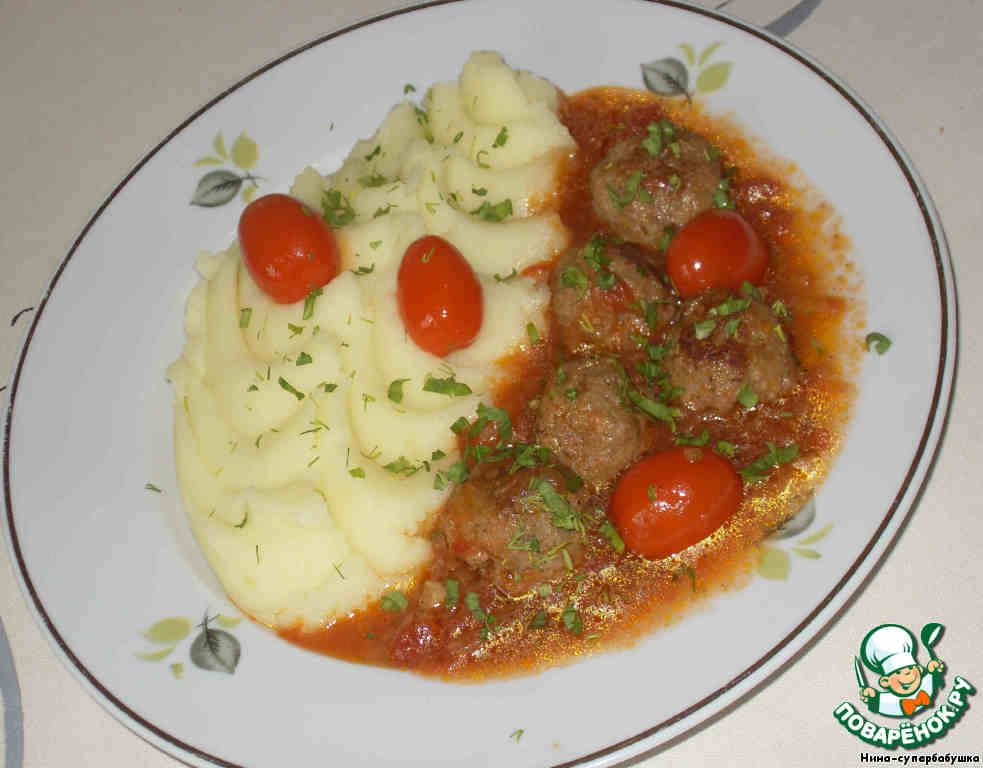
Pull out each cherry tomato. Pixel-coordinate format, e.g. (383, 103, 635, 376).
(238, 193, 340, 304)
(397, 235, 483, 357)
(665, 209, 768, 298)
(609, 447, 741, 560)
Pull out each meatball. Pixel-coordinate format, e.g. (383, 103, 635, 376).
(590, 127, 722, 248)
(551, 237, 675, 356)
(436, 465, 584, 595)
(663, 292, 798, 413)
(536, 357, 646, 487)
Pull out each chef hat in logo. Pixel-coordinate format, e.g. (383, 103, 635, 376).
(861, 624, 917, 676)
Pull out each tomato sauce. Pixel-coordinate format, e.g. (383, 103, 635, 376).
(281, 87, 861, 679)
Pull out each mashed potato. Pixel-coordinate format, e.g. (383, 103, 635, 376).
(168, 52, 574, 630)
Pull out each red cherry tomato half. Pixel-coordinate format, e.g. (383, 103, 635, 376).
(609, 446, 742, 560)
(238, 193, 341, 304)
(665, 209, 768, 298)
(397, 235, 483, 357)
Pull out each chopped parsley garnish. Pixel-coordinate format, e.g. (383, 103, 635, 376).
(471, 186, 488, 196)
(321, 188, 356, 227)
(657, 225, 676, 252)
(713, 296, 751, 316)
(494, 268, 518, 282)
(444, 579, 459, 607)
(453, 131, 464, 144)
(608, 170, 653, 209)
(628, 389, 681, 431)
(529, 611, 548, 629)
(352, 263, 375, 276)
(599, 518, 625, 553)
(724, 317, 742, 338)
(239, 307, 252, 328)
(739, 442, 798, 483)
(476, 150, 490, 168)
(526, 322, 540, 344)
(641, 122, 662, 156)
(387, 378, 409, 403)
(716, 440, 737, 458)
(380, 591, 408, 612)
(321, 382, 338, 393)
(772, 299, 790, 318)
(675, 430, 710, 447)
(382, 456, 420, 476)
(288, 322, 305, 338)
(145, 482, 163, 493)
(694, 318, 717, 339)
(362, 393, 375, 411)
(278, 377, 305, 400)
(372, 204, 395, 218)
(493, 126, 509, 147)
(865, 331, 892, 354)
(358, 172, 388, 187)
(423, 373, 472, 397)
(303, 287, 323, 320)
(561, 265, 589, 296)
(348, 467, 366, 479)
(736, 381, 758, 409)
(527, 477, 580, 532)
(562, 605, 583, 635)
(470, 198, 513, 222)
(296, 352, 313, 366)
(364, 145, 381, 161)
(403, 83, 416, 94)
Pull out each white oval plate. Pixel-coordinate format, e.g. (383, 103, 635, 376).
(1, 1, 955, 766)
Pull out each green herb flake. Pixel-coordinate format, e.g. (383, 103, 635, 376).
(476, 149, 490, 168)
(362, 393, 376, 411)
(321, 188, 356, 227)
(382, 456, 420, 476)
(247, 384, 259, 392)
(494, 268, 518, 282)
(562, 605, 583, 635)
(239, 307, 252, 328)
(369, 240, 383, 250)
(561, 265, 589, 296)
(352, 263, 375, 276)
(470, 198, 513, 222)
(296, 352, 313, 366)
(526, 322, 540, 345)
(529, 611, 547, 630)
(675, 429, 710, 447)
(444, 579, 459, 607)
(423, 374, 472, 397)
(657, 225, 676, 252)
(453, 131, 464, 144)
(381, 591, 409, 612)
(716, 440, 737, 457)
(736, 382, 758, 409)
(278, 377, 305, 400)
(321, 381, 338, 393)
(599, 518, 626, 553)
(372, 204, 395, 219)
(628, 389, 681, 431)
(714, 296, 751, 316)
(387, 378, 410, 404)
(348, 467, 366, 479)
(694, 318, 717, 340)
(865, 331, 892, 354)
(145, 482, 163, 493)
(358, 172, 388, 188)
(641, 122, 663, 156)
(403, 83, 416, 94)
(364, 145, 381, 162)
(471, 186, 488, 197)
(739, 442, 799, 483)
(288, 323, 305, 338)
(493, 126, 509, 148)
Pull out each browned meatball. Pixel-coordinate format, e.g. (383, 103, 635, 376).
(536, 357, 645, 488)
(590, 126, 722, 248)
(551, 237, 675, 357)
(436, 465, 584, 596)
(663, 292, 798, 413)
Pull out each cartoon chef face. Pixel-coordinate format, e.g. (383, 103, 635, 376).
(880, 663, 924, 696)
(861, 624, 922, 691)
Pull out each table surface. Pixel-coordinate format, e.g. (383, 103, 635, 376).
(2, 0, 981, 765)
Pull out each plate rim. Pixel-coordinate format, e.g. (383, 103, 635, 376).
(0, 1, 957, 766)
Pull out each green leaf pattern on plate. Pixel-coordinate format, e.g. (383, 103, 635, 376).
(756, 502, 834, 580)
(191, 130, 263, 206)
(137, 610, 242, 677)
(642, 41, 734, 99)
